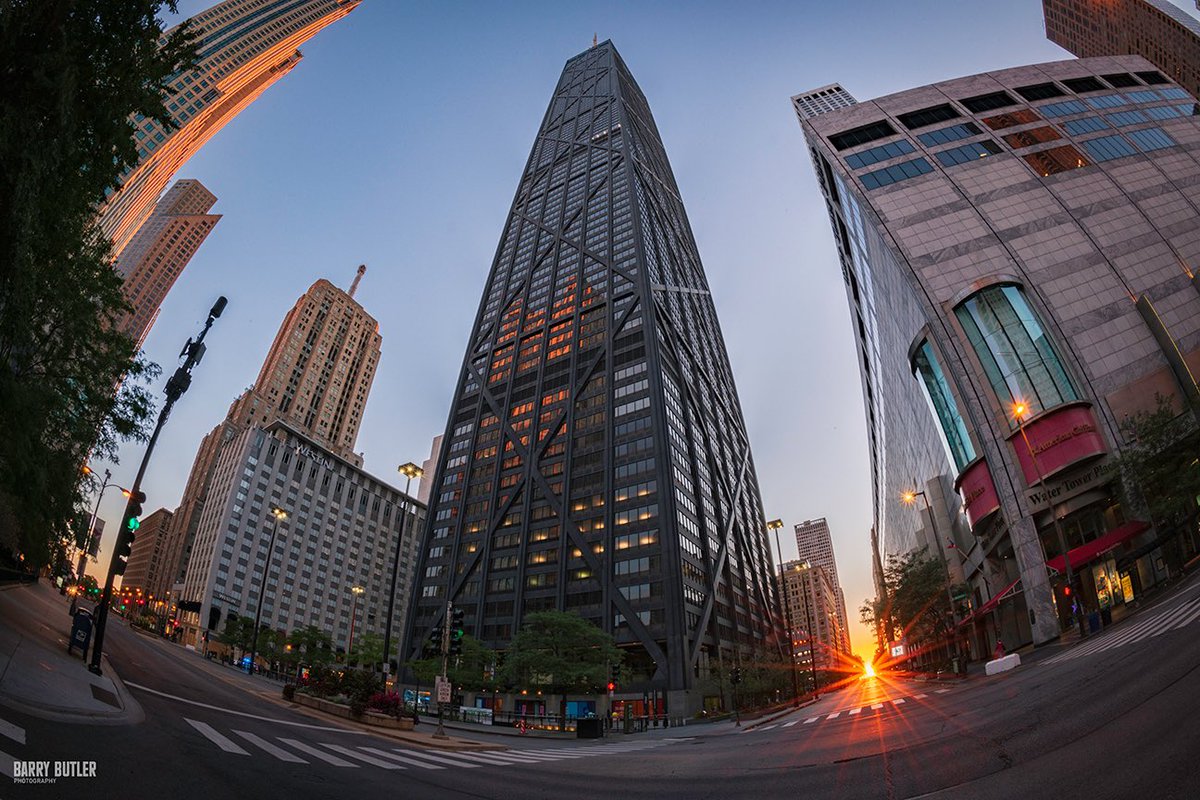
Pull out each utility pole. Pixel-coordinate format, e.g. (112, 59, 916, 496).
(89, 297, 226, 675)
(433, 600, 451, 740)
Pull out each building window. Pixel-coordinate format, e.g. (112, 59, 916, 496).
(1002, 126, 1061, 149)
(1022, 144, 1089, 176)
(912, 341, 976, 472)
(1063, 116, 1110, 135)
(844, 139, 915, 169)
(954, 285, 1077, 426)
(961, 91, 1017, 114)
(859, 157, 933, 190)
(829, 120, 897, 151)
(1106, 110, 1149, 127)
(1101, 73, 1140, 88)
(934, 140, 1002, 167)
(1016, 83, 1065, 102)
(1062, 76, 1105, 94)
(1038, 100, 1088, 118)
(1127, 127, 1176, 152)
(1086, 94, 1127, 110)
(898, 104, 960, 130)
(916, 122, 981, 147)
(982, 109, 1041, 130)
(1080, 134, 1137, 162)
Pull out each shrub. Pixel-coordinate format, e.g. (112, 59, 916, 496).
(366, 691, 403, 717)
(343, 669, 382, 717)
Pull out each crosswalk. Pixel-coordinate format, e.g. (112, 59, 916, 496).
(743, 690, 953, 733)
(183, 718, 675, 770)
(1041, 590, 1200, 667)
(0, 714, 25, 779)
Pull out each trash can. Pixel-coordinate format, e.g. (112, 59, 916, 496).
(1088, 612, 1102, 633)
(576, 717, 603, 739)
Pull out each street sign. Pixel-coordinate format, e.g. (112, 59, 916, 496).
(435, 676, 451, 704)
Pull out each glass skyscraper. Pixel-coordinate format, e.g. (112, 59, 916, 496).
(97, 0, 361, 257)
(404, 41, 781, 715)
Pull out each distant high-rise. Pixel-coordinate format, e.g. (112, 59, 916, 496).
(403, 41, 781, 716)
(120, 508, 173, 596)
(98, 0, 361, 257)
(417, 434, 442, 506)
(781, 560, 848, 672)
(113, 179, 221, 347)
(162, 270, 381, 608)
(1044, 0, 1200, 100)
(252, 271, 381, 466)
(794, 518, 850, 652)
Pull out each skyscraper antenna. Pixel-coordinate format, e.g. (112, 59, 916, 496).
(349, 263, 366, 298)
(593, 33, 598, 48)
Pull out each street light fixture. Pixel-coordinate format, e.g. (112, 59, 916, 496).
(767, 518, 801, 705)
(383, 461, 423, 682)
(347, 585, 366, 661)
(247, 505, 288, 675)
(1012, 401, 1086, 640)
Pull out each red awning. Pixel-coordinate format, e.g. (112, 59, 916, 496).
(958, 577, 1021, 627)
(1046, 520, 1150, 574)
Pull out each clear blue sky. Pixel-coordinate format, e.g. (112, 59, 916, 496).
(86, 0, 1197, 656)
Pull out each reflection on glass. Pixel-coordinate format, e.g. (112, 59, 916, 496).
(913, 341, 977, 472)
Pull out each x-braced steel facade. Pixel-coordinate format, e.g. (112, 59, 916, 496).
(403, 41, 782, 713)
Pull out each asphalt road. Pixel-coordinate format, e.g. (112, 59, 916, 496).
(4, 576, 1200, 799)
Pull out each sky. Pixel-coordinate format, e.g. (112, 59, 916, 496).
(85, 0, 1198, 659)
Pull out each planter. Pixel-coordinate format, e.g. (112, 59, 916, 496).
(293, 692, 414, 730)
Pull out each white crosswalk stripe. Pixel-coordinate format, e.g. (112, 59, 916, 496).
(388, 747, 480, 768)
(359, 747, 444, 769)
(1043, 594, 1200, 666)
(0, 748, 14, 779)
(320, 743, 404, 769)
(232, 729, 306, 762)
(278, 738, 359, 767)
(783, 719, 801, 727)
(742, 692, 955, 734)
(849, 708, 862, 716)
(0, 717, 25, 746)
(804, 716, 820, 724)
(185, 719, 249, 755)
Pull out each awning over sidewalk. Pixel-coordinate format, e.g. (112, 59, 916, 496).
(1045, 520, 1150, 574)
(958, 577, 1021, 627)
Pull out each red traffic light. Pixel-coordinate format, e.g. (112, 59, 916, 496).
(607, 682, 615, 692)
(1063, 585, 1072, 596)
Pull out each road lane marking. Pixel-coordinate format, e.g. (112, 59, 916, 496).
(0, 718, 24, 745)
(279, 738, 358, 767)
(826, 712, 841, 720)
(389, 748, 481, 768)
(758, 724, 778, 731)
(478, 749, 560, 762)
(127, 682, 370, 733)
(804, 716, 820, 724)
(359, 747, 445, 769)
(0, 748, 13, 779)
(443, 751, 530, 766)
(871, 703, 884, 710)
(232, 730, 306, 763)
(935, 689, 950, 694)
(185, 719, 249, 755)
(320, 743, 403, 769)
(914, 694, 928, 699)
(849, 708, 862, 715)
(894, 699, 906, 705)
(783, 719, 801, 727)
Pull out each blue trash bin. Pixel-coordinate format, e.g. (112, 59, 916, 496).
(1088, 612, 1101, 633)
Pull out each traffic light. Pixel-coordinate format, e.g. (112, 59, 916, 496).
(449, 607, 465, 657)
(730, 666, 742, 686)
(425, 622, 444, 657)
(112, 490, 145, 576)
(610, 664, 620, 689)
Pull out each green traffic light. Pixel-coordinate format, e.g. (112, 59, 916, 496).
(127, 517, 140, 531)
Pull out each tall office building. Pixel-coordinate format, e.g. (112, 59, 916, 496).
(113, 179, 221, 347)
(794, 518, 851, 653)
(794, 55, 1200, 656)
(120, 508, 173, 596)
(781, 560, 848, 672)
(403, 41, 781, 716)
(177, 420, 424, 651)
(163, 270, 381, 610)
(98, 0, 361, 257)
(792, 84, 859, 121)
(1044, 0, 1200, 100)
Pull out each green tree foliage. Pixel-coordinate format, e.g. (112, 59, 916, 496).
(1115, 396, 1200, 542)
(861, 552, 965, 658)
(499, 611, 622, 695)
(288, 625, 334, 666)
(0, 2, 196, 567)
(217, 614, 254, 658)
(348, 631, 384, 669)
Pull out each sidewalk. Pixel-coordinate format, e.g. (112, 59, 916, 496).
(0, 580, 142, 724)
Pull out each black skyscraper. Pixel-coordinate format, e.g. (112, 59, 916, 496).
(404, 41, 781, 714)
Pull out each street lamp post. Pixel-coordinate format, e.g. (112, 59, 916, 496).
(247, 506, 288, 675)
(347, 585, 365, 662)
(383, 462, 423, 682)
(796, 562, 820, 697)
(767, 519, 801, 705)
(78, 467, 112, 582)
(902, 488, 961, 663)
(1012, 402, 1087, 640)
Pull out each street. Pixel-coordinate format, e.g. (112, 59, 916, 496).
(3, 578, 1200, 798)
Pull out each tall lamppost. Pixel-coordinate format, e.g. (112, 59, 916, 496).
(1012, 402, 1086, 639)
(347, 585, 365, 662)
(78, 466, 113, 582)
(796, 561, 820, 696)
(902, 488, 961, 662)
(247, 505, 288, 675)
(767, 519, 801, 705)
(383, 461, 423, 682)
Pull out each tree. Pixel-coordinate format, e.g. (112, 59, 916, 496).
(500, 611, 622, 721)
(288, 625, 334, 667)
(1114, 396, 1200, 567)
(348, 632, 384, 669)
(0, 2, 196, 568)
(861, 552, 965, 666)
(217, 614, 254, 660)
